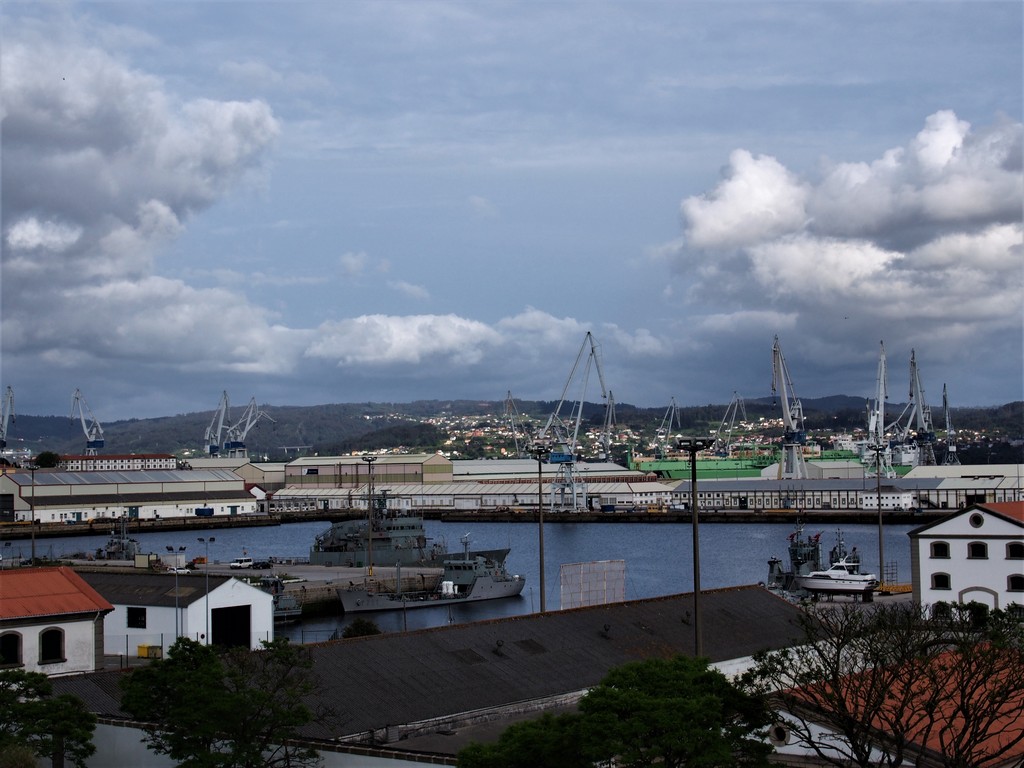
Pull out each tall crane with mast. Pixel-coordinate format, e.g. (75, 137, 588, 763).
(502, 391, 532, 459)
(1, 386, 14, 450)
(905, 349, 937, 465)
(222, 396, 275, 458)
(654, 397, 679, 459)
(867, 342, 895, 478)
(533, 332, 612, 511)
(204, 391, 230, 456)
(70, 389, 104, 455)
(771, 336, 807, 479)
(712, 392, 746, 456)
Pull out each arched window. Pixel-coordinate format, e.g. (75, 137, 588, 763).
(931, 573, 951, 590)
(0, 632, 22, 666)
(39, 628, 64, 665)
(1009, 574, 1024, 592)
(930, 541, 950, 559)
(1007, 542, 1024, 560)
(967, 541, 988, 559)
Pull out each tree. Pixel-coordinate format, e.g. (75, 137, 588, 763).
(32, 451, 61, 468)
(458, 656, 772, 768)
(742, 601, 1024, 768)
(341, 617, 382, 638)
(0, 668, 96, 767)
(120, 637, 324, 768)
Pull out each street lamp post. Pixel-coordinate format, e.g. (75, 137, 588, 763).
(678, 438, 710, 657)
(362, 456, 377, 577)
(197, 537, 215, 644)
(870, 443, 885, 588)
(532, 445, 550, 613)
(166, 545, 187, 637)
(26, 463, 38, 565)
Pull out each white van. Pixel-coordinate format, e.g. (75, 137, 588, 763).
(229, 557, 254, 570)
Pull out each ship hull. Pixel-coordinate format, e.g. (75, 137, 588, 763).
(339, 574, 525, 613)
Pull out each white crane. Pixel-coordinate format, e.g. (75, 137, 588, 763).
(204, 391, 230, 456)
(70, 389, 104, 455)
(941, 383, 960, 465)
(654, 397, 679, 459)
(712, 392, 747, 456)
(906, 349, 936, 465)
(222, 396, 275, 458)
(866, 342, 895, 478)
(771, 336, 806, 480)
(502, 391, 531, 459)
(1, 386, 14, 450)
(533, 332, 612, 511)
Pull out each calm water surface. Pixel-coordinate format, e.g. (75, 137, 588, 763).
(19, 519, 915, 641)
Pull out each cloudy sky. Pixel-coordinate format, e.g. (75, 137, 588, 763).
(1, 2, 1021, 423)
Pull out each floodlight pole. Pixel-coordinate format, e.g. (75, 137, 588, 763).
(198, 537, 215, 643)
(871, 443, 885, 587)
(26, 463, 38, 565)
(362, 456, 377, 577)
(678, 438, 708, 657)
(532, 445, 550, 613)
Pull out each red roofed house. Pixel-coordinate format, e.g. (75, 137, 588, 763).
(909, 501, 1024, 612)
(0, 566, 114, 676)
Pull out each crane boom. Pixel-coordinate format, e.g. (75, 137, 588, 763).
(770, 336, 806, 479)
(70, 389, 104, 455)
(222, 396, 275, 458)
(907, 349, 937, 465)
(1, 386, 14, 450)
(654, 397, 679, 459)
(204, 391, 230, 456)
(867, 342, 895, 478)
(712, 392, 746, 456)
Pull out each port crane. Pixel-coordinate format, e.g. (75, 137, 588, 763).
(654, 397, 679, 459)
(866, 342, 895, 478)
(771, 336, 806, 480)
(941, 383, 960, 465)
(204, 391, 230, 456)
(1, 386, 13, 450)
(502, 391, 532, 458)
(712, 392, 746, 456)
(533, 332, 613, 511)
(70, 389, 104, 455)
(222, 396, 275, 458)
(880, 349, 937, 467)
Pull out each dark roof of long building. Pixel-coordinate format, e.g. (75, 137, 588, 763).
(54, 585, 804, 759)
(78, 570, 234, 609)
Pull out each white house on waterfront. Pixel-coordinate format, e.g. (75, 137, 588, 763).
(79, 571, 275, 657)
(0, 567, 114, 676)
(908, 501, 1024, 612)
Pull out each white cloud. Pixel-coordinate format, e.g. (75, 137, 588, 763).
(5, 216, 82, 251)
(388, 281, 431, 300)
(680, 149, 809, 250)
(339, 251, 368, 277)
(306, 314, 501, 365)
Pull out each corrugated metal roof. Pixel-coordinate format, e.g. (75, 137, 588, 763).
(53, 585, 804, 745)
(78, 571, 235, 609)
(273, 480, 675, 499)
(7, 468, 244, 486)
(0, 566, 114, 620)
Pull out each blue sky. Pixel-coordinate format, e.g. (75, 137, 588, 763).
(2, 1, 1021, 423)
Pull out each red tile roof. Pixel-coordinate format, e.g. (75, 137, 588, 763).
(0, 567, 114, 620)
(979, 501, 1024, 523)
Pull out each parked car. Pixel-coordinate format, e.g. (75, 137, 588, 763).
(228, 557, 254, 570)
(252, 560, 272, 570)
(167, 567, 191, 574)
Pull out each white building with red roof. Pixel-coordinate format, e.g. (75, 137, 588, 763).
(0, 566, 114, 676)
(909, 501, 1024, 612)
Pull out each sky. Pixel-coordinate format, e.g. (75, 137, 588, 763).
(1, 1, 1022, 424)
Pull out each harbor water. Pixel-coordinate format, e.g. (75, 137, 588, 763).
(12, 518, 915, 641)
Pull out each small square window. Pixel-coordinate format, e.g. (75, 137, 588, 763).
(126, 606, 147, 629)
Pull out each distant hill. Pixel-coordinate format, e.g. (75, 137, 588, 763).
(4, 398, 1021, 461)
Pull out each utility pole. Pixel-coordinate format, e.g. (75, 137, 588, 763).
(532, 444, 550, 612)
(362, 456, 377, 577)
(678, 438, 710, 657)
